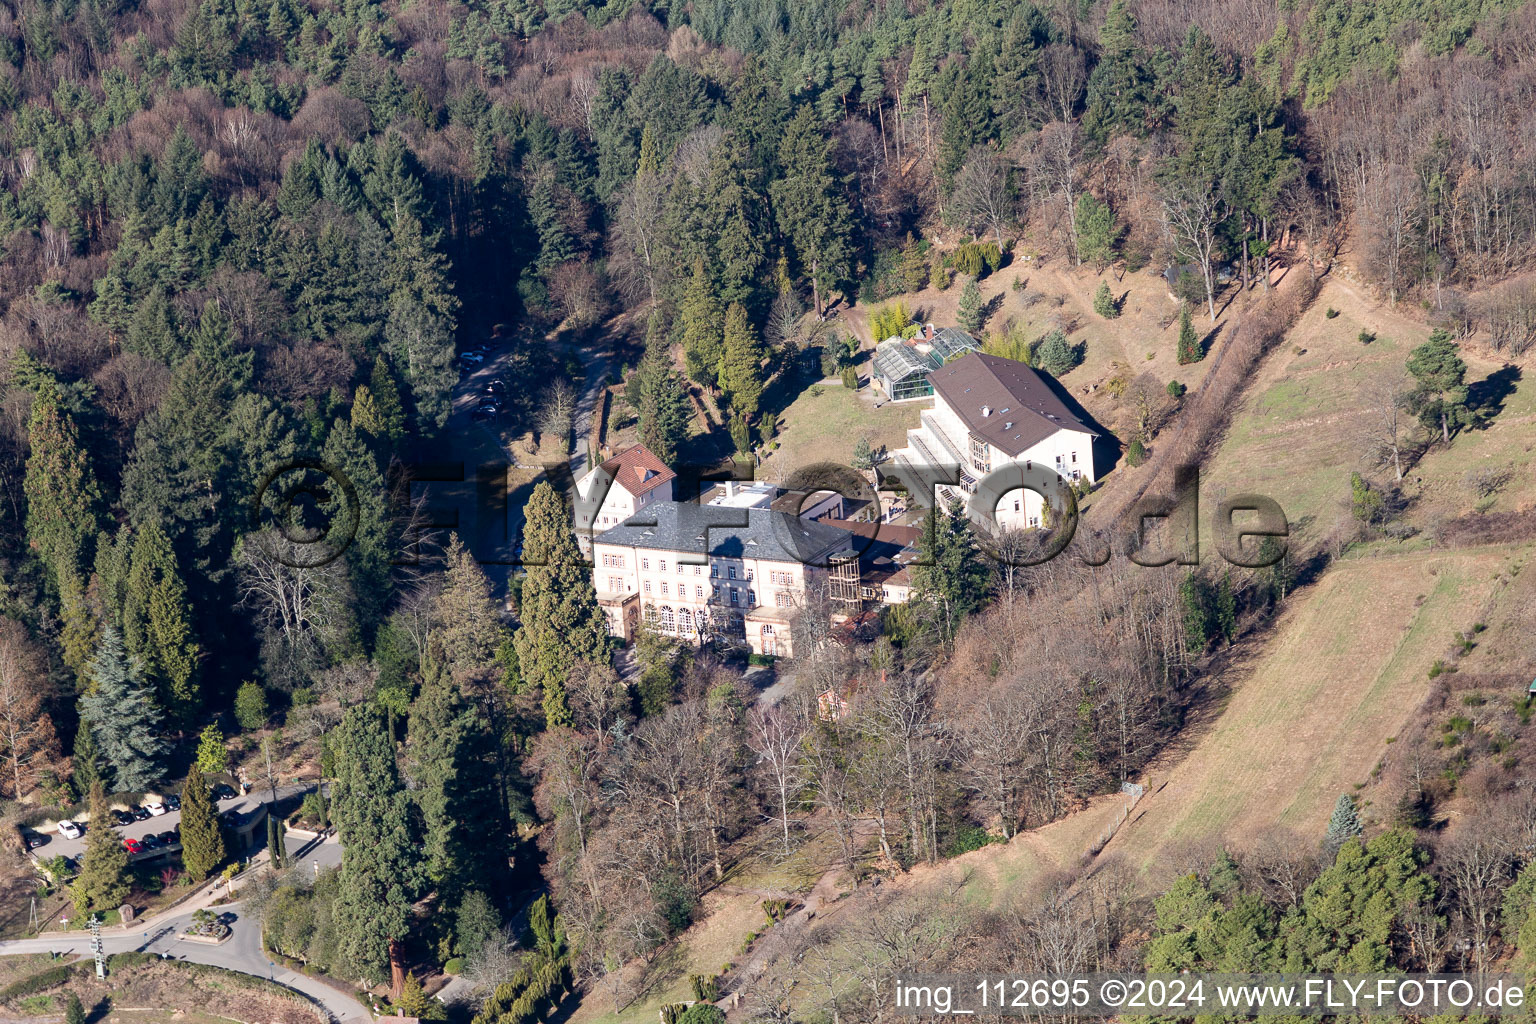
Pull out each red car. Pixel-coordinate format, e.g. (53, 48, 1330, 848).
(122, 837, 142, 854)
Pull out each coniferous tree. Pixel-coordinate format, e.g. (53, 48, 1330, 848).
(196, 723, 227, 774)
(719, 303, 766, 421)
(79, 629, 167, 791)
(333, 705, 422, 985)
(771, 106, 854, 316)
(1215, 571, 1237, 644)
(384, 211, 459, 430)
(957, 277, 984, 334)
(680, 258, 723, 389)
(179, 766, 225, 881)
(513, 483, 609, 728)
(62, 993, 85, 1024)
(1076, 195, 1119, 268)
(24, 385, 101, 585)
(409, 675, 502, 897)
(429, 534, 509, 686)
(369, 355, 407, 442)
(124, 522, 201, 722)
(626, 313, 693, 465)
(71, 725, 101, 798)
(910, 498, 990, 643)
(74, 781, 129, 912)
(1176, 304, 1202, 364)
(1179, 571, 1210, 655)
(1093, 280, 1120, 318)
(1082, 0, 1157, 144)
(1404, 329, 1470, 443)
(1324, 793, 1364, 857)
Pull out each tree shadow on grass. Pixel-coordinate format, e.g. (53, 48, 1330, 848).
(1467, 364, 1522, 429)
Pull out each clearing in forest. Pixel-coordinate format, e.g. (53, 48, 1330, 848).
(1106, 546, 1518, 877)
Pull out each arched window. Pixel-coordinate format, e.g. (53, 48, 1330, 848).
(660, 606, 675, 631)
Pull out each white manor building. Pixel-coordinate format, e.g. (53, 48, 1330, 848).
(887, 352, 1099, 531)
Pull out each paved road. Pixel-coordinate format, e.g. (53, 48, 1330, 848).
(0, 882, 370, 1023)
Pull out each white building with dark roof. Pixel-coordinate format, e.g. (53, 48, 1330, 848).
(888, 352, 1098, 531)
(590, 502, 857, 657)
(573, 443, 676, 554)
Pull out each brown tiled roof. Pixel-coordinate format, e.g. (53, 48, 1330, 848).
(928, 353, 1097, 457)
(600, 444, 676, 498)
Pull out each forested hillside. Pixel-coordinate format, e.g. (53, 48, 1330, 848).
(2, 0, 1536, 1016)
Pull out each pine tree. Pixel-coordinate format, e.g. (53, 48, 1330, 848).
(124, 522, 200, 723)
(79, 629, 166, 792)
(1324, 793, 1364, 858)
(351, 385, 385, 438)
(1176, 304, 1202, 364)
(957, 277, 984, 334)
(1405, 329, 1470, 443)
(396, 971, 445, 1019)
(513, 483, 610, 728)
(333, 705, 421, 985)
(1034, 330, 1080, 377)
(1076, 195, 1118, 268)
(71, 724, 101, 798)
(74, 781, 129, 912)
(718, 303, 766, 420)
(384, 212, 459, 430)
(234, 681, 269, 731)
(179, 766, 225, 881)
(1093, 280, 1120, 318)
(62, 992, 85, 1024)
(680, 258, 723, 389)
(369, 355, 407, 442)
(852, 437, 874, 470)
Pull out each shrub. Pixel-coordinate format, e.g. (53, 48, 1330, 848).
(678, 1006, 727, 1024)
(1325, 307, 1340, 318)
(1358, 330, 1376, 344)
(1166, 380, 1186, 399)
(944, 824, 997, 856)
(0, 964, 73, 1000)
(443, 958, 463, 975)
(1125, 438, 1148, 467)
(234, 681, 269, 731)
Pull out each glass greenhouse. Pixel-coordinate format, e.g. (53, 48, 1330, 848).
(872, 328, 980, 400)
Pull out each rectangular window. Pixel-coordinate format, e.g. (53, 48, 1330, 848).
(747, 590, 756, 605)
(776, 593, 791, 607)
(659, 560, 667, 572)
(710, 565, 718, 578)
(641, 558, 649, 570)
(730, 589, 739, 605)
(728, 566, 737, 580)
(1072, 451, 1077, 463)
(643, 581, 651, 593)
(694, 566, 701, 575)
(661, 583, 669, 596)
(696, 586, 704, 599)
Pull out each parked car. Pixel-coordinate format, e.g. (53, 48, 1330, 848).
(57, 820, 82, 840)
(471, 407, 495, 422)
(157, 830, 178, 845)
(459, 351, 485, 366)
(144, 800, 167, 816)
(112, 810, 135, 827)
(139, 833, 164, 850)
(24, 832, 48, 850)
(212, 784, 238, 801)
(122, 837, 142, 854)
(132, 806, 152, 821)
(166, 794, 181, 811)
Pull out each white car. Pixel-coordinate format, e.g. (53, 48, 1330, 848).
(460, 352, 485, 365)
(57, 820, 82, 840)
(144, 800, 167, 816)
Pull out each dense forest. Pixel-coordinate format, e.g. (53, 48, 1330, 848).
(2, 0, 1536, 1015)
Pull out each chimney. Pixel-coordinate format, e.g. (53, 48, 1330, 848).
(725, 481, 737, 498)
(981, 405, 991, 418)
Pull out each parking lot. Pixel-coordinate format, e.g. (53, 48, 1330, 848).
(26, 788, 265, 865)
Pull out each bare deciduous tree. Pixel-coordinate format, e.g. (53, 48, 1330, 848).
(948, 148, 1014, 246)
(0, 619, 54, 798)
(747, 703, 811, 857)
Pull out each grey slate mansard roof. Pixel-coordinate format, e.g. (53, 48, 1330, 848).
(593, 502, 857, 567)
(928, 352, 1098, 457)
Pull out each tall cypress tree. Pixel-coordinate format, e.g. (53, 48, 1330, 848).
(179, 766, 225, 881)
(333, 706, 421, 985)
(513, 483, 609, 728)
(74, 781, 129, 912)
(409, 675, 502, 897)
(680, 258, 723, 389)
(24, 384, 101, 584)
(124, 522, 201, 722)
(718, 303, 766, 421)
(79, 628, 167, 792)
(1176, 304, 1202, 364)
